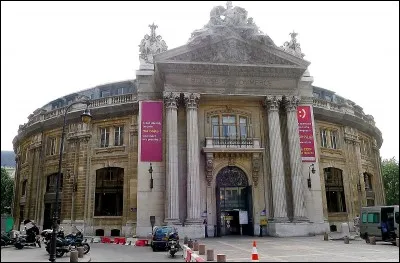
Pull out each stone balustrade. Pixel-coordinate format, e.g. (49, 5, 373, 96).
(20, 94, 137, 133)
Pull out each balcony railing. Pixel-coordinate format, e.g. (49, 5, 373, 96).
(21, 94, 137, 132)
(204, 124, 261, 149)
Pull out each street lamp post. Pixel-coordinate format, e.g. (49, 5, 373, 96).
(307, 163, 316, 189)
(49, 98, 92, 262)
(149, 163, 153, 190)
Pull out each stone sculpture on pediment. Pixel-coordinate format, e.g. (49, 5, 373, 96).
(138, 23, 168, 65)
(188, 1, 275, 47)
(281, 31, 305, 58)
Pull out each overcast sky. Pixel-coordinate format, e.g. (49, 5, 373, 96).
(1, 1, 399, 160)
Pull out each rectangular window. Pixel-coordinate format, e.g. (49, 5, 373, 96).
(362, 213, 368, 223)
(211, 116, 219, 137)
(100, 127, 110, 147)
(239, 117, 247, 138)
(222, 115, 236, 138)
(48, 137, 57, 156)
(367, 199, 375, 207)
(330, 130, 338, 149)
(321, 129, 327, 148)
(100, 90, 111, 98)
(114, 126, 124, 146)
(367, 213, 379, 223)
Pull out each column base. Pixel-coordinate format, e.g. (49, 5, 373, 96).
(185, 218, 203, 225)
(268, 222, 329, 237)
(271, 217, 289, 223)
(164, 218, 181, 225)
(293, 216, 310, 222)
(174, 224, 204, 239)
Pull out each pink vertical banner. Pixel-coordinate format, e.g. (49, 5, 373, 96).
(141, 101, 163, 162)
(297, 105, 316, 162)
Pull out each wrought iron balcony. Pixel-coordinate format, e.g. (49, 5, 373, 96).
(203, 124, 263, 152)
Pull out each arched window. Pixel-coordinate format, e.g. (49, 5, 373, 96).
(363, 173, 373, 190)
(46, 173, 63, 193)
(95, 167, 124, 216)
(21, 180, 28, 196)
(324, 167, 346, 213)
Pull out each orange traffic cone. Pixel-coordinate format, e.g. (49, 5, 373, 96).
(251, 241, 259, 262)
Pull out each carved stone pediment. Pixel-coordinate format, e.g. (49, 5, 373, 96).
(157, 37, 307, 67)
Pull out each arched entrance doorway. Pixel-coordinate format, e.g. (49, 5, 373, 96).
(216, 166, 253, 236)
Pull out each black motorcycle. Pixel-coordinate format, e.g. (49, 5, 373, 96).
(1, 231, 17, 247)
(167, 231, 180, 257)
(14, 220, 41, 249)
(43, 228, 90, 258)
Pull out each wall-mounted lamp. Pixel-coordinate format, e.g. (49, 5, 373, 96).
(149, 163, 153, 189)
(308, 163, 316, 189)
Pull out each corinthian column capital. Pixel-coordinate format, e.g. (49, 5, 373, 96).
(264, 95, 283, 111)
(284, 96, 300, 112)
(163, 92, 180, 109)
(183, 93, 200, 109)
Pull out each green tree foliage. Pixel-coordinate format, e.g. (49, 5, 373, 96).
(1, 167, 14, 215)
(381, 157, 399, 205)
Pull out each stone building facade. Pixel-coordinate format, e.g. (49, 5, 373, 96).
(12, 2, 384, 238)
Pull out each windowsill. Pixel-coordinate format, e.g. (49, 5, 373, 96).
(93, 216, 122, 219)
(94, 145, 126, 154)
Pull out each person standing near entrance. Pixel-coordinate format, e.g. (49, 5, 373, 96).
(203, 218, 208, 238)
(354, 214, 360, 236)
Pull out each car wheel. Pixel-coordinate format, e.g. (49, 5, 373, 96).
(152, 246, 157, 252)
(56, 250, 64, 258)
(365, 233, 370, 243)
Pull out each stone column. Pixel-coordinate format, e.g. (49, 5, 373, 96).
(284, 96, 308, 221)
(184, 93, 202, 223)
(265, 95, 288, 221)
(164, 92, 181, 223)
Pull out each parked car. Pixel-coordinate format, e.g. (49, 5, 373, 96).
(150, 226, 178, 252)
(360, 205, 399, 245)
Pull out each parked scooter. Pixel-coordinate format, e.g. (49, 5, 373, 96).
(14, 219, 41, 249)
(167, 231, 180, 257)
(43, 227, 90, 257)
(1, 231, 17, 247)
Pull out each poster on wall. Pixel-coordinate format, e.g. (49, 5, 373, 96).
(297, 105, 316, 162)
(141, 101, 163, 162)
(239, 211, 248, 225)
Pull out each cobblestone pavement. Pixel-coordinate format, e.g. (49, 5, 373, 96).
(196, 235, 399, 262)
(1, 236, 398, 262)
(0, 243, 183, 262)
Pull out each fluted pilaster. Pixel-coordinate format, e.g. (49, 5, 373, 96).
(184, 93, 202, 224)
(284, 96, 308, 221)
(265, 95, 288, 221)
(164, 91, 180, 223)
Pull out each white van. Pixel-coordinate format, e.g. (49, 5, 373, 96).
(360, 205, 399, 244)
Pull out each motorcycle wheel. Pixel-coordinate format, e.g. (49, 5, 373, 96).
(15, 243, 24, 249)
(37, 240, 41, 248)
(56, 250, 65, 258)
(170, 250, 176, 257)
(82, 243, 90, 254)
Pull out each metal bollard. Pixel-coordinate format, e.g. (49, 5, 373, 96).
(369, 236, 376, 245)
(77, 247, 84, 258)
(188, 239, 194, 249)
(193, 240, 199, 251)
(396, 238, 399, 247)
(70, 250, 79, 262)
(206, 249, 214, 261)
(344, 236, 349, 244)
(324, 232, 329, 241)
(217, 254, 226, 262)
(199, 244, 206, 255)
(184, 236, 189, 245)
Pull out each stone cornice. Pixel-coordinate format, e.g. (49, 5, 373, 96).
(158, 62, 305, 78)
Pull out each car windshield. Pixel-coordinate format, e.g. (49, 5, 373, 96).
(154, 227, 174, 237)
